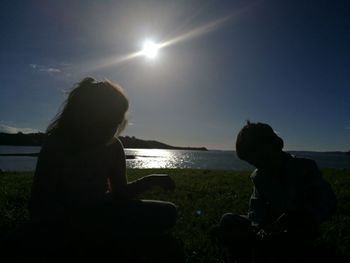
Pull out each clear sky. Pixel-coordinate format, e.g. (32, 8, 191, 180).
(0, 0, 349, 151)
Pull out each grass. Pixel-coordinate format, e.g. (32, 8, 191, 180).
(1, 168, 350, 262)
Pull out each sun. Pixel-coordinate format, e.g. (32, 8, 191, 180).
(141, 40, 159, 59)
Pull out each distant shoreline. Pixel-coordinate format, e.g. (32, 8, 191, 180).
(1, 147, 349, 155)
(0, 152, 137, 159)
(0, 132, 208, 151)
(0, 133, 349, 154)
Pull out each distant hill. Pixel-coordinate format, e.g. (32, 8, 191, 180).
(119, 136, 207, 151)
(0, 132, 44, 146)
(0, 132, 208, 151)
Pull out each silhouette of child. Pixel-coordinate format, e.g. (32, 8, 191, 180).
(29, 77, 178, 259)
(214, 121, 337, 263)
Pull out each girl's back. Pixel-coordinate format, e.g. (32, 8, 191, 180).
(30, 135, 123, 222)
(56, 139, 118, 203)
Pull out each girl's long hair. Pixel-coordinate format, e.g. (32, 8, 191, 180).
(47, 77, 129, 149)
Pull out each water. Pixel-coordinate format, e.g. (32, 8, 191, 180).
(0, 146, 43, 172)
(125, 149, 253, 170)
(0, 146, 349, 171)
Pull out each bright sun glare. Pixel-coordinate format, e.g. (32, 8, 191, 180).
(141, 40, 159, 59)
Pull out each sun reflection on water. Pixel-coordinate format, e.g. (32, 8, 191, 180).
(126, 148, 180, 169)
(124, 148, 256, 170)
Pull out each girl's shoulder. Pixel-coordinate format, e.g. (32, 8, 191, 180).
(106, 136, 123, 148)
(105, 137, 125, 155)
(40, 134, 65, 156)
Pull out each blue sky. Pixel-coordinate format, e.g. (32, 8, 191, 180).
(0, 0, 349, 151)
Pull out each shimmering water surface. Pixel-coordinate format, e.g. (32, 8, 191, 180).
(0, 146, 349, 171)
(125, 148, 253, 170)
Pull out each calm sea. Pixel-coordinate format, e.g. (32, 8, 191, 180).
(0, 146, 349, 172)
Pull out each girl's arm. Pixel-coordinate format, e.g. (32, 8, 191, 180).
(29, 138, 64, 221)
(109, 139, 175, 199)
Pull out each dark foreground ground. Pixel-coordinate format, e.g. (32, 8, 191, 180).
(1, 169, 349, 262)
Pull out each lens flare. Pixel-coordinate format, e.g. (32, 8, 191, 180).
(89, 3, 256, 70)
(141, 40, 159, 59)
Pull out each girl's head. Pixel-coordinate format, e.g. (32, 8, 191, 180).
(47, 77, 129, 148)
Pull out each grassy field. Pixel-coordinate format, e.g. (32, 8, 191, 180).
(1, 168, 350, 262)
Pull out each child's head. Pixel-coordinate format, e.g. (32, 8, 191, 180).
(47, 77, 129, 147)
(235, 121, 284, 169)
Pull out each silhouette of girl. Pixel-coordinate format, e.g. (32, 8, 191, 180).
(29, 77, 177, 242)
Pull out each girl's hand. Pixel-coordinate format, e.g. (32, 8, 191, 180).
(149, 174, 175, 192)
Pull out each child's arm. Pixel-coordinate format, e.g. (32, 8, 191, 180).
(123, 174, 175, 197)
(280, 160, 336, 234)
(301, 160, 337, 223)
(109, 139, 175, 199)
(248, 185, 268, 228)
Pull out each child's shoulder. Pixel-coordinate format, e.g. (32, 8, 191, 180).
(288, 155, 318, 171)
(287, 155, 322, 182)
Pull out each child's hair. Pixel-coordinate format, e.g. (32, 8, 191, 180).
(235, 121, 284, 161)
(47, 77, 129, 147)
